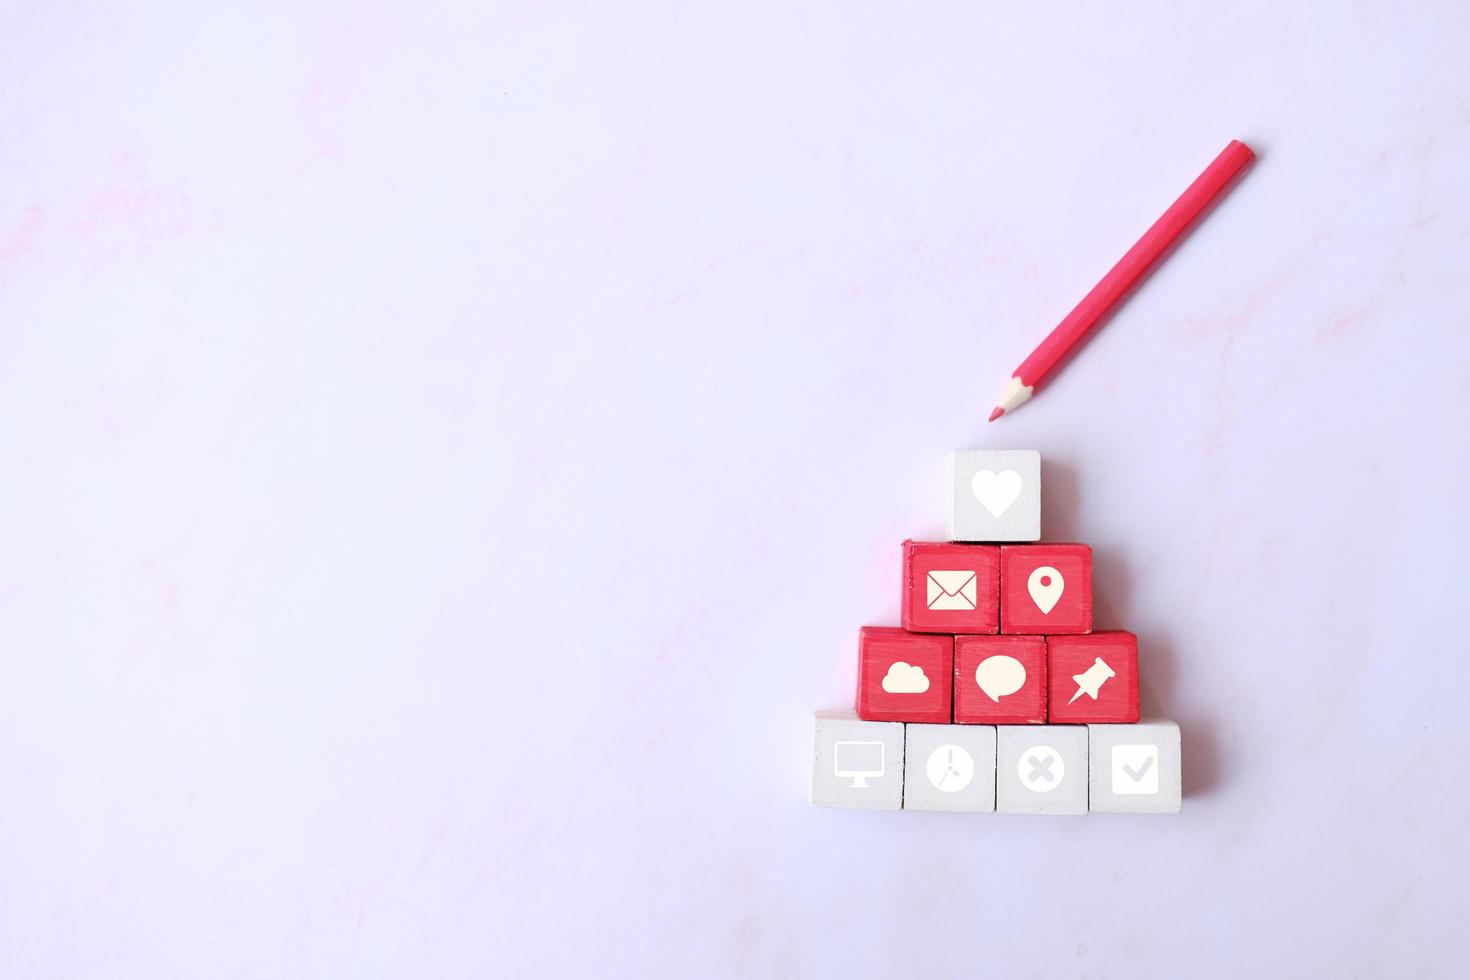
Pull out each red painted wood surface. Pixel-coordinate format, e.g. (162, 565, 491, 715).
(999, 544, 1093, 635)
(1046, 631, 1140, 724)
(953, 634, 1046, 725)
(1012, 140, 1256, 392)
(900, 540, 1000, 635)
(855, 627, 953, 724)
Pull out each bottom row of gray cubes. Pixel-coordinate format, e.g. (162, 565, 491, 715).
(811, 711, 1181, 814)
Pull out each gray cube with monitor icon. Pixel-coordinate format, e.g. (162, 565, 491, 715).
(1088, 720, 1182, 814)
(947, 450, 1042, 543)
(810, 711, 904, 810)
(903, 723, 997, 812)
(996, 724, 1088, 815)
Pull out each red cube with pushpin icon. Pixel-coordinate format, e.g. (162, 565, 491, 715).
(1045, 631, 1139, 723)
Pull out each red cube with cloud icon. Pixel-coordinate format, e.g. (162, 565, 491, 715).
(900, 540, 1000, 635)
(855, 627, 953, 723)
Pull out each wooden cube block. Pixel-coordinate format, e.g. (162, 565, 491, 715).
(810, 711, 904, 810)
(953, 635, 1046, 725)
(996, 724, 1088, 815)
(946, 450, 1041, 542)
(1046, 632, 1140, 724)
(1088, 721, 1181, 814)
(900, 540, 1000, 635)
(856, 627, 953, 723)
(999, 543, 1093, 634)
(903, 723, 997, 812)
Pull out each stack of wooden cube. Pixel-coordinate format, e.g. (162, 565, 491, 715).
(811, 450, 1181, 815)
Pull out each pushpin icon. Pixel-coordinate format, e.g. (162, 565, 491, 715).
(1068, 657, 1116, 703)
(1027, 566, 1065, 614)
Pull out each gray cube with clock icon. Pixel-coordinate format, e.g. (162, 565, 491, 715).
(902, 723, 997, 812)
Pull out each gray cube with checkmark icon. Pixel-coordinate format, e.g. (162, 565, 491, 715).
(903, 723, 997, 812)
(1088, 720, 1182, 814)
(996, 724, 1088, 814)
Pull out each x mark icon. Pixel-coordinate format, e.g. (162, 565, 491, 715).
(1026, 754, 1056, 783)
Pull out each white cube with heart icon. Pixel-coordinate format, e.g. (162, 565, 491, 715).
(946, 450, 1041, 542)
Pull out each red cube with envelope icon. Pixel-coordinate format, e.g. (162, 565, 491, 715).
(901, 540, 1000, 635)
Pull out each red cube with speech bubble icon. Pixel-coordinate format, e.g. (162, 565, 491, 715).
(953, 634, 1046, 725)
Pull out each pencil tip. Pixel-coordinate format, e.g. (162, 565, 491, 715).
(988, 407, 1004, 422)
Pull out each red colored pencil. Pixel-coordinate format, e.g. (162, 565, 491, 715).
(989, 139, 1256, 422)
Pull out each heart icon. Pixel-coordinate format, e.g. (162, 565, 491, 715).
(971, 469, 1022, 517)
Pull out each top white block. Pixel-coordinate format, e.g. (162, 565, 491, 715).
(946, 450, 1041, 542)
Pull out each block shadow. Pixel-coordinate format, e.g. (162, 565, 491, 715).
(1137, 630, 1220, 799)
(1043, 456, 1219, 800)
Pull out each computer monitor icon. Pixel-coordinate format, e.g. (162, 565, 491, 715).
(833, 740, 885, 788)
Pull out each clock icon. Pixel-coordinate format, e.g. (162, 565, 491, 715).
(925, 744, 975, 792)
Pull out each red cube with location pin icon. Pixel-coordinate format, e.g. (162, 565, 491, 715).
(999, 544, 1093, 635)
(1046, 631, 1139, 723)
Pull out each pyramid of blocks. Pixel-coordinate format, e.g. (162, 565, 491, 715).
(811, 450, 1181, 815)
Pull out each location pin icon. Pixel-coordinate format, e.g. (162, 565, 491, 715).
(1027, 566, 1065, 614)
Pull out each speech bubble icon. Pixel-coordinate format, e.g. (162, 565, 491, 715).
(975, 655, 1026, 702)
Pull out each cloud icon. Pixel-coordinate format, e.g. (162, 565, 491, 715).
(881, 661, 930, 694)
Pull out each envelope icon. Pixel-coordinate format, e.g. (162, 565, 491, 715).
(927, 570, 977, 610)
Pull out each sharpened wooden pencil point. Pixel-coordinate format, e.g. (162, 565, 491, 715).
(989, 375, 1035, 421)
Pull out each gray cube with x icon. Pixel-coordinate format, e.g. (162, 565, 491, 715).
(997, 724, 1088, 814)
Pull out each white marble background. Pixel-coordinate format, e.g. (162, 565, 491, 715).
(2, 2, 1468, 977)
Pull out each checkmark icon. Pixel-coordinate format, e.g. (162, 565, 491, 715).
(1121, 757, 1154, 782)
(1111, 745, 1159, 795)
